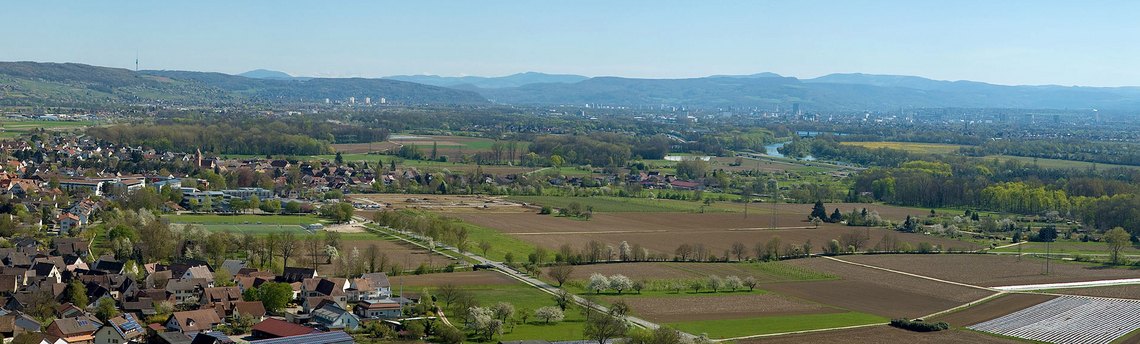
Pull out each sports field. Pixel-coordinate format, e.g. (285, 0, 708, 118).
(164, 214, 328, 234)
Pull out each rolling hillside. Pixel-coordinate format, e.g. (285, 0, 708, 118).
(0, 61, 487, 106)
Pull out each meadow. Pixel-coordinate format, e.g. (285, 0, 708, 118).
(839, 141, 968, 154)
(0, 119, 94, 138)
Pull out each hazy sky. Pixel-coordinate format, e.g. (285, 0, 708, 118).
(3, 1, 1138, 86)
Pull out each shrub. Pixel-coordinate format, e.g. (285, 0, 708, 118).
(890, 318, 949, 332)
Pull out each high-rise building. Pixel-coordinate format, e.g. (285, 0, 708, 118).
(349, 97, 356, 104)
(365, 97, 371, 105)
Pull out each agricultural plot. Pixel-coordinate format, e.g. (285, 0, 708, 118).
(331, 237, 458, 276)
(930, 293, 1057, 326)
(549, 262, 834, 283)
(839, 141, 968, 154)
(505, 195, 733, 213)
(456, 212, 980, 261)
(738, 325, 1025, 344)
(612, 293, 842, 323)
(842, 254, 1140, 287)
(388, 270, 517, 288)
(1045, 284, 1140, 300)
(990, 240, 1140, 257)
(0, 119, 93, 138)
(969, 295, 1140, 344)
(768, 257, 995, 318)
(667, 312, 887, 340)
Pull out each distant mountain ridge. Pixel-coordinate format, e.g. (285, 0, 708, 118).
(472, 72, 1140, 111)
(0, 61, 487, 106)
(5, 61, 1140, 110)
(237, 69, 299, 80)
(385, 72, 589, 88)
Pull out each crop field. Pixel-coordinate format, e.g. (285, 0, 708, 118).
(455, 212, 980, 261)
(969, 295, 1140, 344)
(667, 312, 887, 339)
(738, 325, 1025, 344)
(610, 292, 846, 322)
(329, 141, 401, 154)
(930, 293, 1057, 326)
(0, 119, 94, 138)
(506, 195, 736, 213)
(840, 141, 968, 154)
(332, 237, 458, 275)
(841, 254, 1140, 287)
(990, 240, 1140, 256)
(389, 270, 517, 288)
(1044, 284, 1140, 300)
(549, 262, 834, 283)
(767, 257, 995, 318)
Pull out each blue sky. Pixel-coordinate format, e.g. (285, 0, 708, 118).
(2, 1, 1138, 86)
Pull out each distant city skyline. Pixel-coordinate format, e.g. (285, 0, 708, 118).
(2, 1, 1139, 86)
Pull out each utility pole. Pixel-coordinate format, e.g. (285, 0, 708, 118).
(1045, 240, 1051, 275)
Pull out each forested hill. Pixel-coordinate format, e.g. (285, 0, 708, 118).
(0, 61, 488, 106)
(474, 74, 1140, 111)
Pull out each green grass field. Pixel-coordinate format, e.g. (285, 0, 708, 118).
(507, 195, 737, 213)
(840, 141, 968, 154)
(0, 119, 94, 138)
(981, 155, 1140, 171)
(667, 312, 887, 339)
(460, 221, 538, 262)
(459, 283, 586, 342)
(165, 214, 328, 234)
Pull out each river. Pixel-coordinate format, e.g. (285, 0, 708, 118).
(764, 141, 815, 161)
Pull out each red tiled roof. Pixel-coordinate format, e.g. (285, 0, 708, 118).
(251, 318, 319, 338)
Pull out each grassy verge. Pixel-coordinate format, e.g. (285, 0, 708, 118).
(460, 221, 538, 262)
(667, 312, 887, 339)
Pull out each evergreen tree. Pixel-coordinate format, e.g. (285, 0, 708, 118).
(810, 200, 828, 221)
(829, 208, 844, 223)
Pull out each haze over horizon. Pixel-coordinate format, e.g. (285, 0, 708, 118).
(3, 0, 1139, 87)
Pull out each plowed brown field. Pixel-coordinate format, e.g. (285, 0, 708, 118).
(456, 212, 980, 258)
(738, 325, 1024, 344)
(608, 293, 840, 322)
(842, 254, 1140, 287)
(930, 293, 1055, 326)
(765, 258, 995, 318)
